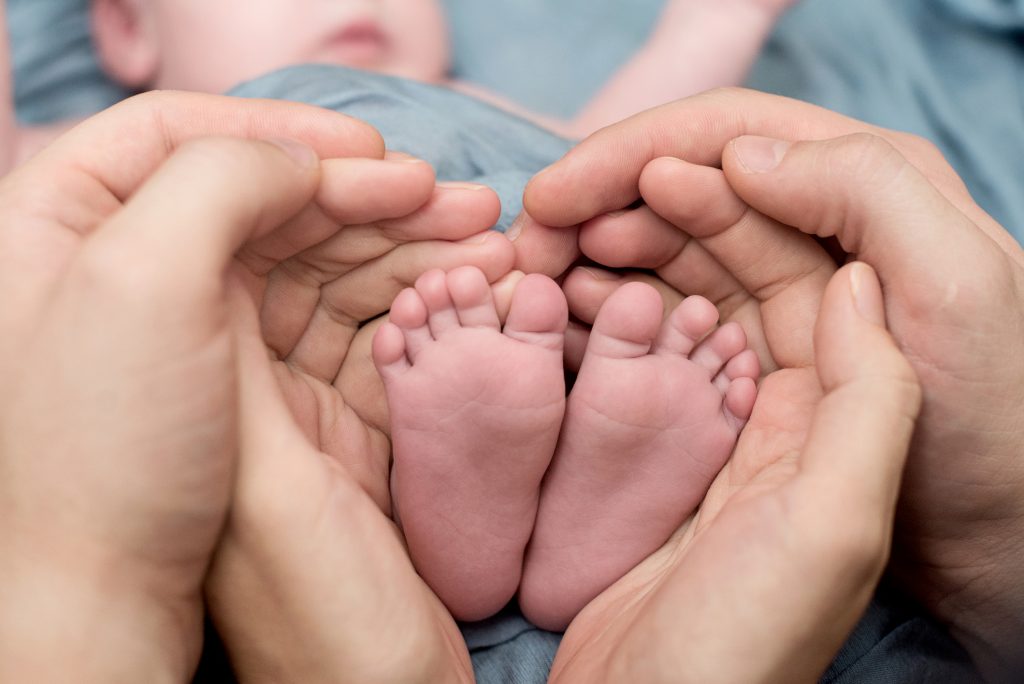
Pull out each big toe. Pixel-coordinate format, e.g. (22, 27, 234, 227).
(586, 282, 664, 359)
(503, 274, 568, 349)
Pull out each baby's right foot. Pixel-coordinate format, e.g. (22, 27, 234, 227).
(373, 266, 568, 622)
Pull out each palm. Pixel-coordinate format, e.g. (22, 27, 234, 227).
(551, 364, 822, 680)
(258, 332, 472, 677)
(206, 167, 510, 682)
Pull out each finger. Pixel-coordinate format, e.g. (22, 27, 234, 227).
(82, 137, 321, 300)
(508, 212, 582, 279)
(562, 266, 685, 325)
(284, 233, 514, 382)
(579, 204, 688, 269)
(334, 315, 395, 438)
(239, 156, 439, 274)
(640, 157, 835, 368)
(797, 262, 920, 531)
(36, 92, 383, 207)
(288, 182, 502, 278)
(259, 183, 506, 360)
(523, 88, 977, 229)
(722, 133, 1022, 317)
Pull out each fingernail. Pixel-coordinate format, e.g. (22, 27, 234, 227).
(384, 150, 421, 163)
(460, 231, 495, 245)
(849, 262, 886, 326)
(605, 209, 629, 218)
(732, 136, 791, 174)
(266, 137, 318, 168)
(505, 215, 526, 241)
(579, 267, 618, 281)
(438, 181, 489, 191)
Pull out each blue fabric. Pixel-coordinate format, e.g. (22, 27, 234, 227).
(747, 0, 1024, 242)
(9, 0, 1023, 238)
(9, 0, 127, 122)
(229, 65, 572, 234)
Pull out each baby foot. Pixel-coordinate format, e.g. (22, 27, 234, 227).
(373, 266, 568, 622)
(520, 282, 759, 630)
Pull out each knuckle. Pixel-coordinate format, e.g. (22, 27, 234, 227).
(174, 136, 255, 169)
(892, 130, 946, 166)
(828, 133, 907, 180)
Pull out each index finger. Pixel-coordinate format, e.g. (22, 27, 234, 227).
(6, 91, 383, 244)
(523, 88, 967, 227)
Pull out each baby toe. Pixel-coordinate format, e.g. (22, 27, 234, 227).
(584, 282, 663, 360)
(504, 274, 568, 350)
(653, 295, 720, 357)
(448, 266, 501, 330)
(690, 322, 747, 377)
(415, 269, 461, 338)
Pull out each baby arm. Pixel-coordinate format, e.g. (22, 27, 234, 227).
(568, 0, 798, 137)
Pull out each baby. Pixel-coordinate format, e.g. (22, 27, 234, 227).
(373, 266, 759, 629)
(88, 0, 796, 138)
(2, 0, 798, 166)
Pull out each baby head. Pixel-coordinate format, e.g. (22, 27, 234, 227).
(91, 0, 451, 94)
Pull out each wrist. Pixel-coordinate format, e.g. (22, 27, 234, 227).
(0, 541, 200, 683)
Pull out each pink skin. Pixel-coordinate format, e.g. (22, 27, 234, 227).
(373, 266, 568, 622)
(92, 0, 449, 93)
(375, 266, 758, 627)
(520, 282, 759, 631)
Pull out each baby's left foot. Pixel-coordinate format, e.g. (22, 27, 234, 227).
(520, 282, 759, 630)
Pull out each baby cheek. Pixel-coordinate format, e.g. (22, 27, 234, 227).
(386, 12, 450, 81)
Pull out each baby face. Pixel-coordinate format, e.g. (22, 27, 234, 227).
(143, 0, 450, 93)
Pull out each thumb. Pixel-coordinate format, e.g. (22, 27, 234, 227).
(83, 137, 320, 302)
(798, 262, 921, 542)
(721, 133, 1012, 295)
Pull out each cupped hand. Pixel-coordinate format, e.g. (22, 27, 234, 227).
(0, 92, 384, 681)
(523, 88, 1024, 677)
(206, 165, 513, 683)
(551, 263, 920, 683)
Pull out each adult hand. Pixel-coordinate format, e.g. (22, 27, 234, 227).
(550, 263, 919, 682)
(0, 91, 385, 681)
(205, 173, 512, 683)
(524, 88, 1024, 677)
